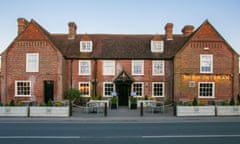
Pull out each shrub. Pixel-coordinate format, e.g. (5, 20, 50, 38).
(130, 97, 137, 104)
(53, 102, 64, 107)
(9, 100, 15, 106)
(47, 99, 53, 106)
(15, 102, 24, 106)
(111, 97, 118, 104)
(229, 96, 235, 106)
(192, 97, 198, 106)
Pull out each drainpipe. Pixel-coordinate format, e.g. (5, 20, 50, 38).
(69, 59, 73, 116)
(5, 53, 8, 104)
(93, 58, 97, 97)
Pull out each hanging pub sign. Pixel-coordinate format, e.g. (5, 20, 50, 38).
(182, 74, 231, 81)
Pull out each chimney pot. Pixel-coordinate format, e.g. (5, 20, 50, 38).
(68, 22, 77, 39)
(165, 23, 173, 40)
(17, 18, 28, 35)
(182, 25, 194, 36)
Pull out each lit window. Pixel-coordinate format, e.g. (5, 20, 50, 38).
(103, 61, 115, 75)
(80, 41, 93, 52)
(152, 82, 164, 97)
(26, 53, 39, 72)
(103, 82, 114, 97)
(198, 82, 215, 98)
(132, 82, 144, 97)
(15, 81, 31, 97)
(151, 40, 164, 53)
(79, 61, 91, 75)
(200, 55, 213, 73)
(79, 82, 90, 97)
(132, 60, 144, 75)
(152, 60, 164, 75)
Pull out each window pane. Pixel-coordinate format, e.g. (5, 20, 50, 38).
(26, 54, 39, 72)
(79, 61, 90, 75)
(80, 41, 93, 52)
(132, 61, 144, 75)
(103, 61, 115, 75)
(153, 61, 164, 75)
(133, 83, 143, 96)
(200, 55, 212, 73)
(153, 82, 164, 97)
(79, 82, 90, 97)
(15, 81, 31, 96)
(199, 82, 214, 97)
(104, 83, 114, 96)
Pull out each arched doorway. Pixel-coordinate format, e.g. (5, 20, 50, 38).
(114, 71, 133, 106)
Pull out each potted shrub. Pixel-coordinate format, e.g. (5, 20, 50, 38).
(111, 96, 118, 109)
(130, 97, 137, 109)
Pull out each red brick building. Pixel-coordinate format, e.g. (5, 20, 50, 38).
(0, 18, 239, 105)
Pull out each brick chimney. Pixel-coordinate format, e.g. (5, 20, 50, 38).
(68, 22, 77, 39)
(165, 23, 173, 40)
(182, 25, 194, 36)
(17, 18, 28, 35)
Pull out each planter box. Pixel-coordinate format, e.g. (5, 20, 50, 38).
(176, 106, 215, 116)
(216, 106, 240, 116)
(30, 106, 69, 117)
(111, 104, 118, 109)
(0, 107, 28, 117)
(130, 104, 137, 109)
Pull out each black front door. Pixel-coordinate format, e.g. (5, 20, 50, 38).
(44, 80, 54, 103)
(116, 84, 130, 106)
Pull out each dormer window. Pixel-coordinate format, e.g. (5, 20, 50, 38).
(151, 40, 164, 53)
(80, 41, 93, 52)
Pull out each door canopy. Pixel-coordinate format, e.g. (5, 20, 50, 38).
(113, 70, 134, 84)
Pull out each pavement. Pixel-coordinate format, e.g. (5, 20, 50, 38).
(1, 106, 240, 123)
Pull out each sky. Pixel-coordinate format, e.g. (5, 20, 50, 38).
(0, 0, 239, 53)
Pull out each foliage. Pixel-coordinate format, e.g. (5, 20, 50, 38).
(111, 97, 118, 104)
(15, 102, 24, 106)
(198, 102, 206, 106)
(53, 102, 64, 107)
(130, 97, 137, 104)
(192, 97, 198, 106)
(229, 96, 235, 106)
(47, 99, 53, 106)
(39, 103, 47, 106)
(67, 88, 81, 101)
(9, 100, 15, 106)
(221, 100, 229, 106)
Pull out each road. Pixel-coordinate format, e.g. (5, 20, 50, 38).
(0, 121, 240, 144)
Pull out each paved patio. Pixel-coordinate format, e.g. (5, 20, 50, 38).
(72, 105, 174, 118)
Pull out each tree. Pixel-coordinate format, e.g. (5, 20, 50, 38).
(67, 88, 81, 116)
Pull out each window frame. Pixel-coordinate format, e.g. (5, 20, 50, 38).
(132, 82, 144, 97)
(15, 80, 31, 97)
(152, 60, 164, 76)
(80, 41, 93, 52)
(151, 40, 164, 53)
(200, 54, 213, 73)
(198, 82, 215, 98)
(132, 60, 144, 75)
(152, 82, 165, 97)
(103, 60, 115, 76)
(79, 82, 91, 97)
(79, 60, 91, 75)
(26, 53, 39, 72)
(103, 82, 115, 97)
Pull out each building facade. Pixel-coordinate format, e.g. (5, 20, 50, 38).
(0, 18, 239, 106)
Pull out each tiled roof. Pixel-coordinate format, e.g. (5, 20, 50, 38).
(50, 34, 189, 59)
